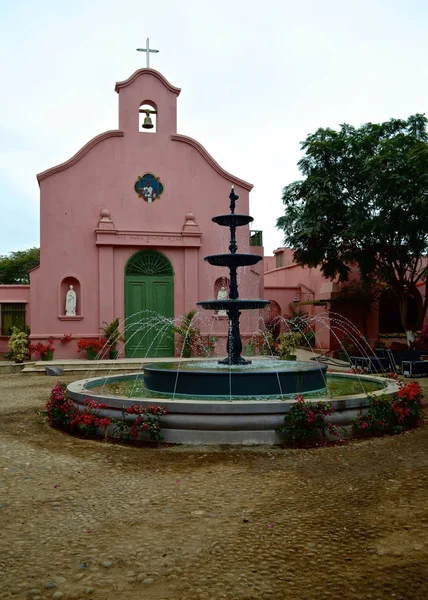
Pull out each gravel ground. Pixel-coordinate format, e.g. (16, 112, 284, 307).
(0, 372, 427, 600)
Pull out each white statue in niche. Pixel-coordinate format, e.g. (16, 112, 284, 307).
(217, 285, 228, 317)
(65, 285, 77, 316)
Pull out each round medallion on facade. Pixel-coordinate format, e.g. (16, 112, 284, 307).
(134, 173, 164, 203)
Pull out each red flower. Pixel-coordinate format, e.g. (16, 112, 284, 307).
(77, 338, 107, 353)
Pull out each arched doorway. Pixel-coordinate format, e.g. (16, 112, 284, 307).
(124, 250, 174, 357)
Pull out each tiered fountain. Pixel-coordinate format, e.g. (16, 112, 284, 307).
(67, 188, 398, 444)
(142, 187, 328, 397)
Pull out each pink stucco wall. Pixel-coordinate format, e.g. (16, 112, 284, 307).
(263, 252, 372, 350)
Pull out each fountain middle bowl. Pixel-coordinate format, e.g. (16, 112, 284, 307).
(143, 359, 328, 397)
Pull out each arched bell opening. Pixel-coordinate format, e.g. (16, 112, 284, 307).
(139, 101, 157, 133)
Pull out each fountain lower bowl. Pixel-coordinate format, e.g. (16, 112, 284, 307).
(143, 359, 327, 397)
(67, 364, 400, 445)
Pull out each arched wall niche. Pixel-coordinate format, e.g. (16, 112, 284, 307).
(264, 300, 282, 321)
(214, 276, 230, 298)
(139, 100, 158, 133)
(58, 275, 83, 320)
(213, 276, 230, 317)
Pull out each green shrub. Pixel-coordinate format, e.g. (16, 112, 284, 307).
(7, 326, 29, 362)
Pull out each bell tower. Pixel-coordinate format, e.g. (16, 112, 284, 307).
(115, 68, 181, 135)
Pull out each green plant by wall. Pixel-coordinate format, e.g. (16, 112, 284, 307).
(277, 331, 303, 359)
(172, 310, 201, 356)
(100, 318, 124, 352)
(7, 326, 29, 362)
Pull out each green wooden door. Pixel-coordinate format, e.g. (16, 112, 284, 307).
(125, 251, 174, 358)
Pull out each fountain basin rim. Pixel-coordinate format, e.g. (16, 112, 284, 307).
(68, 372, 399, 412)
(67, 373, 400, 444)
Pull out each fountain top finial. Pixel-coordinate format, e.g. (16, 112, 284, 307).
(229, 185, 239, 214)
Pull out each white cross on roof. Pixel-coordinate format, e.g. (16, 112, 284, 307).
(136, 38, 159, 68)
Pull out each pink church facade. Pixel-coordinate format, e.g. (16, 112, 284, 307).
(0, 68, 264, 358)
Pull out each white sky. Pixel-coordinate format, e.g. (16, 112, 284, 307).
(1, 0, 427, 255)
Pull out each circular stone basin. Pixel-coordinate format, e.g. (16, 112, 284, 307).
(67, 370, 400, 445)
(143, 359, 328, 398)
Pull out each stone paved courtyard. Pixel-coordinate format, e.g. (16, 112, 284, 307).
(0, 372, 427, 600)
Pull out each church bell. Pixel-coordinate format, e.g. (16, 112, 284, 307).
(142, 110, 154, 129)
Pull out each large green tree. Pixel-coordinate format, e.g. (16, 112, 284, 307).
(277, 114, 428, 341)
(0, 248, 40, 284)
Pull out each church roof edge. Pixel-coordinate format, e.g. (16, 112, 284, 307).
(37, 130, 124, 184)
(115, 69, 181, 95)
(171, 134, 253, 191)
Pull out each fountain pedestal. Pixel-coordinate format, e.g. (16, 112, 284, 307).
(197, 187, 269, 364)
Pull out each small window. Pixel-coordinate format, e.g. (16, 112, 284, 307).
(250, 230, 263, 247)
(275, 253, 284, 268)
(0, 303, 26, 335)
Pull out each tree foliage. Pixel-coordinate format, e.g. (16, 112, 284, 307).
(277, 114, 428, 333)
(0, 248, 40, 284)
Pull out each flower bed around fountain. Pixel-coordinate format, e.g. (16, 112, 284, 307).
(67, 369, 400, 445)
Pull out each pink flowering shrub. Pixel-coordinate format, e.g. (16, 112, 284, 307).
(352, 381, 424, 436)
(278, 395, 337, 445)
(46, 381, 166, 442)
(113, 404, 167, 442)
(70, 398, 111, 437)
(46, 381, 75, 430)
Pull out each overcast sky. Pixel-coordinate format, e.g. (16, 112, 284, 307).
(1, 0, 427, 256)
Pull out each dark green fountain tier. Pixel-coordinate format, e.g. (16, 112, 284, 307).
(205, 254, 263, 267)
(143, 360, 328, 398)
(212, 214, 254, 227)
(197, 299, 269, 311)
